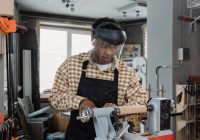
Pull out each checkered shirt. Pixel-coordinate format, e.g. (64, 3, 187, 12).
(49, 51, 147, 113)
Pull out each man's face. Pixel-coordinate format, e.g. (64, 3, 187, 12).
(93, 39, 121, 64)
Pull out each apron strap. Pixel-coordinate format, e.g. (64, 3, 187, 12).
(114, 68, 118, 82)
(81, 60, 89, 77)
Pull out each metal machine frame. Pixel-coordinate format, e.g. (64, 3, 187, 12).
(77, 98, 173, 140)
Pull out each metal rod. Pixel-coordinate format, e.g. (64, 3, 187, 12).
(155, 65, 180, 97)
(113, 124, 130, 140)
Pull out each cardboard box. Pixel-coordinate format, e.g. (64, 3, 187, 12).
(0, 113, 3, 124)
(50, 112, 70, 132)
(0, 0, 14, 17)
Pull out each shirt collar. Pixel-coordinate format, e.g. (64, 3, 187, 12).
(82, 51, 120, 71)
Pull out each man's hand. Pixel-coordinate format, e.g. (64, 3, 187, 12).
(79, 99, 96, 108)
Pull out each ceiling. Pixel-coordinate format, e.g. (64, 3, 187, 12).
(15, 0, 147, 22)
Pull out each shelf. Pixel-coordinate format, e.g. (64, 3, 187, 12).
(178, 16, 200, 23)
(176, 84, 200, 140)
(186, 120, 200, 123)
(187, 103, 200, 106)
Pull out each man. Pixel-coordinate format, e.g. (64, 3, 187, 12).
(49, 17, 147, 140)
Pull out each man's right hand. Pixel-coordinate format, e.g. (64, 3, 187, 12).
(79, 99, 96, 108)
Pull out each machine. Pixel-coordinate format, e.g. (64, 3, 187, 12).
(147, 98, 172, 135)
(77, 98, 174, 140)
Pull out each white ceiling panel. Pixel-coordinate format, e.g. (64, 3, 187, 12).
(15, 0, 147, 21)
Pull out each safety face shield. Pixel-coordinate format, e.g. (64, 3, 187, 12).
(92, 28, 127, 59)
(92, 38, 124, 60)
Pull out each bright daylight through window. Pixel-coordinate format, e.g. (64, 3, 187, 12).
(40, 26, 92, 93)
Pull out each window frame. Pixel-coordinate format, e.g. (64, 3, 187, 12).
(39, 25, 91, 57)
(39, 23, 92, 93)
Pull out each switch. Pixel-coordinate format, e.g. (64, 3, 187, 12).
(178, 48, 190, 61)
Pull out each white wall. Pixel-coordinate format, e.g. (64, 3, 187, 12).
(147, 0, 200, 98)
(147, 0, 174, 98)
(147, 0, 200, 139)
(173, 0, 200, 86)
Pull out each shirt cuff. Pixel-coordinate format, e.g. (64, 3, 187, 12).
(73, 95, 87, 110)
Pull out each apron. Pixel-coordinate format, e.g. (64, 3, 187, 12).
(65, 60, 118, 140)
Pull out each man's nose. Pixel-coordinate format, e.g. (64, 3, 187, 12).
(105, 48, 114, 55)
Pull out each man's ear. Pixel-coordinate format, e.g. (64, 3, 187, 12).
(91, 34, 97, 42)
(91, 38, 96, 46)
(91, 28, 97, 39)
(91, 29, 95, 36)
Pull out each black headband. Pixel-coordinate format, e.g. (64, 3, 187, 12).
(94, 28, 127, 45)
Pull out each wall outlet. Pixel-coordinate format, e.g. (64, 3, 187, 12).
(178, 48, 190, 61)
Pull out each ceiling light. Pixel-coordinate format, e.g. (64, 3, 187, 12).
(62, 0, 75, 12)
(123, 11, 127, 17)
(65, 2, 70, 8)
(136, 10, 140, 17)
(70, 4, 75, 12)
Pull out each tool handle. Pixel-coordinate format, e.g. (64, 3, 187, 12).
(118, 105, 147, 115)
(114, 124, 130, 140)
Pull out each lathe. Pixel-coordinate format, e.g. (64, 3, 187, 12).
(77, 98, 174, 140)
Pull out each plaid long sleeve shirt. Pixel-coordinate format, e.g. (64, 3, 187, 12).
(49, 51, 147, 112)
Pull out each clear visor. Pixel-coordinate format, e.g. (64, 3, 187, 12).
(92, 38, 124, 59)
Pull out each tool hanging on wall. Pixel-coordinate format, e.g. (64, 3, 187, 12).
(178, 16, 200, 23)
(0, 118, 14, 140)
(0, 17, 28, 140)
(0, 17, 27, 35)
(0, 17, 16, 35)
(0, 117, 30, 140)
(178, 15, 200, 32)
(0, 17, 16, 120)
(0, 16, 28, 115)
(178, 0, 200, 33)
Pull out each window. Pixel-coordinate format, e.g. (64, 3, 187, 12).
(40, 25, 92, 93)
(71, 32, 92, 55)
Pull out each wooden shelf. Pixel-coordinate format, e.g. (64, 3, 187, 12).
(178, 16, 200, 23)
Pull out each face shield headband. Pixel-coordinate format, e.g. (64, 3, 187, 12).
(94, 28, 127, 45)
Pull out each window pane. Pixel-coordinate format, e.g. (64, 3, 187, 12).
(40, 27, 67, 93)
(71, 33, 93, 56)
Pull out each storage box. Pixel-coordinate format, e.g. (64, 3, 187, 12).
(0, 113, 3, 124)
(148, 134, 174, 140)
(0, 0, 14, 17)
(50, 112, 70, 132)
